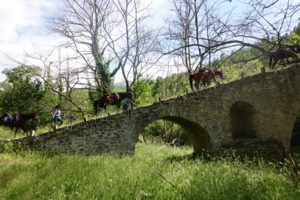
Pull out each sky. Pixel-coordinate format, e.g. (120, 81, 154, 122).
(0, 0, 171, 82)
(0, 0, 297, 82)
(0, 0, 60, 65)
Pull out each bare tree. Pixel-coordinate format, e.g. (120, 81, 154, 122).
(165, 0, 230, 74)
(103, 0, 159, 91)
(9, 51, 90, 121)
(165, 0, 300, 71)
(50, 0, 120, 94)
(49, 0, 159, 95)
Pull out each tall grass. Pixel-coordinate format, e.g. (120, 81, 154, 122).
(0, 143, 299, 200)
(0, 126, 51, 140)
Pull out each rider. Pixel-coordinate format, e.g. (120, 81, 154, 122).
(2, 113, 13, 123)
(52, 104, 63, 126)
(105, 93, 113, 104)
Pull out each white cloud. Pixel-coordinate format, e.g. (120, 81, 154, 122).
(0, 0, 60, 69)
(0, 0, 170, 82)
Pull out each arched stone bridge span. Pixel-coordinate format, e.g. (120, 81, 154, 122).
(2, 64, 300, 155)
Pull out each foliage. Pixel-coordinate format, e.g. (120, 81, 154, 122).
(0, 65, 57, 126)
(0, 66, 43, 111)
(156, 73, 190, 99)
(0, 144, 299, 200)
(59, 88, 93, 122)
(96, 55, 113, 94)
(132, 79, 158, 105)
(141, 120, 190, 145)
(289, 23, 300, 45)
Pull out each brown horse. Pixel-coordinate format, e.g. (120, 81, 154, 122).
(268, 48, 299, 69)
(93, 91, 134, 114)
(0, 112, 40, 137)
(189, 68, 224, 90)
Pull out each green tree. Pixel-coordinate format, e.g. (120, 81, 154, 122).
(289, 22, 300, 45)
(0, 65, 56, 125)
(132, 79, 158, 105)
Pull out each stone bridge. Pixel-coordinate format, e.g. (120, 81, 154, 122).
(1, 64, 300, 156)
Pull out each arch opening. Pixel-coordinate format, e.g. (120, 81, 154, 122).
(230, 101, 256, 139)
(144, 116, 212, 154)
(140, 119, 190, 146)
(290, 115, 300, 152)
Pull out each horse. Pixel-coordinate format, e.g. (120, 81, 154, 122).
(0, 112, 40, 137)
(268, 48, 299, 69)
(93, 90, 134, 114)
(189, 68, 224, 90)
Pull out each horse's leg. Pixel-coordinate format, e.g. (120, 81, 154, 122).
(269, 56, 273, 68)
(194, 80, 200, 90)
(273, 58, 278, 69)
(213, 77, 220, 86)
(14, 128, 18, 138)
(130, 101, 134, 111)
(271, 56, 279, 69)
(203, 80, 210, 87)
(128, 105, 132, 117)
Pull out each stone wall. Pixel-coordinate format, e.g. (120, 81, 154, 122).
(0, 114, 139, 155)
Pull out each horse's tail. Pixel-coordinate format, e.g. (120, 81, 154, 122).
(189, 74, 194, 90)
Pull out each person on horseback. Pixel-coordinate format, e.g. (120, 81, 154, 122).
(52, 104, 63, 127)
(104, 93, 113, 104)
(2, 113, 13, 123)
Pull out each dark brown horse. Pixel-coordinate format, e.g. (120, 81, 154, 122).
(268, 48, 299, 69)
(189, 68, 224, 90)
(0, 112, 40, 137)
(94, 91, 134, 114)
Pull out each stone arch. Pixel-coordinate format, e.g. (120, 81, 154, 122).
(290, 115, 300, 150)
(159, 116, 212, 154)
(230, 101, 256, 139)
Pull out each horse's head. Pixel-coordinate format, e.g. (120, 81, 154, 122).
(127, 90, 134, 100)
(21, 112, 40, 124)
(215, 70, 224, 79)
(32, 113, 40, 123)
(128, 88, 133, 93)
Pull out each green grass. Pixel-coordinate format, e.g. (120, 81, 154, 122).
(0, 126, 50, 140)
(0, 143, 299, 200)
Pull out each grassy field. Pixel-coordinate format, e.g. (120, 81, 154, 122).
(0, 143, 300, 200)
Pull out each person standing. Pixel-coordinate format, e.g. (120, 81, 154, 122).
(52, 104, 63, 127)
(121, 96, 134, 115)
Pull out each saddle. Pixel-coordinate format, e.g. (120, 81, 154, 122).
(105, 93, 120, 104)
(0, 113, 21, 126)
(106, 95, 114, 104)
